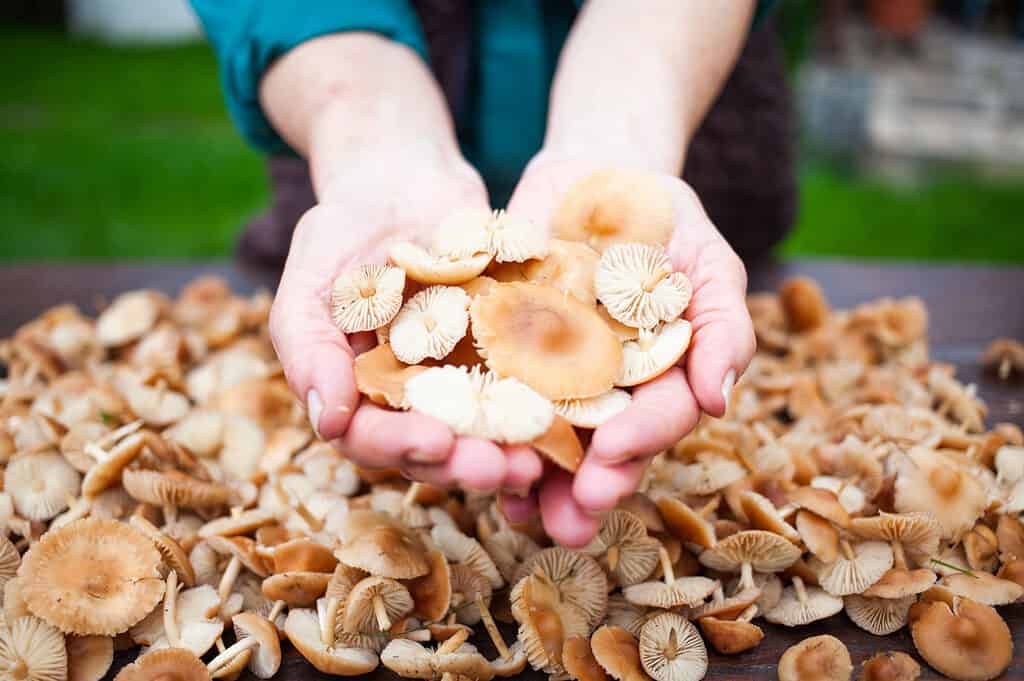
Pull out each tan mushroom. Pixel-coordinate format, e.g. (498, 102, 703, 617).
(581, 511, 660, 588)
(779, 277, 831, 333)
(122, 469, 230, 515)
(353, 344, 428, 409)
(844, 594, 915, 635)
(655, 496, 716, 550)
(595, 244, 691, 330)
(811, 540, 893, 596)
(0, 616, 67, 681)
(205, 612, 280, 679)
(490, 239, 601, 306)
(698, 530, 801, 590)
(554, 389, 632, 429)
(796, 510, 839, 563)
(637, 612, 706, 681)
(910, 596, 1012, 681)
(514, 547, 608, 628)
(330, 264, 406, 334)
(283, 607, 379, 675)
(940, 572, 1024, 606)
(205, 536, 270, 605)
(342, 576, 413, 634)
(19, 518, 164, 636)
(6, 451, 80, 521)
(470, 282, 622, 400)
(764, 577, 843, 626)
(381, 628, 495, 680)
(697, 605, 763, 655)
(261, 572, 330, 608)
(482, 530, 540, 584)
(893, 448, 986, 540)
(552, 168, 675, 252)
(617, 320, 692, 387)
(113, 648, 209, 681)
(622, 546, 716, 609)
(130, 515, 196, 587)
(66, 635, 114, 681)
(858, 652, 921, 681)
(96, 291, 166, 347)
(432, 525, 503, 589)
(590, 625, 649, 681)
(563, 634, 608, 681)
(981, 337, 1024, 380)
(129, 581, 222, 658)
(531, 416, 585, 473)
(787, 486, 850, 529)
(335, 511, 429, 579)
(687, 583, 762, 621)
(777, 634, 852, 681)
(390, 286, 471, 364)
(510, 572, 591, 675)
(389, 241, 492, 286)
(738, 491, 800, 543)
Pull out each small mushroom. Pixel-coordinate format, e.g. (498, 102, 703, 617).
(531, 416, 585, 473)
(389, 241, 492, 285)
(595, 244, 691, 330)
(893, 448, 987, 541)
(0, 616, 67, 681)
(283, 607, 379, 675)
(510, 572, 590, 675)
(113, 648, 208, 681)
(940, 572, 1024, 606)
(96, 291, 166, 347)
(779, 277, 831, 333)
(130, 516, 196, 587)
(981, 337, 1024, 380)
(554, 389, 632, 429)
(389, 286, 471, 364)
(334, 511, 429, 579)
(6, 451, 81, 521)
(858, 652, 921, 681)
(122, 469, 231, 516)
(738, 491, 800, 544)
(129, 581, 223, 657)
(343, 576, 413, 634)
(697, 604, 763, 655)
(66, 635, 114, 681)
(431, 525, 503, 589)
(482, 530, 540, 584)
(490, 239, 601, 306)
(777, 634, 852, 681)
(261, 572, 330, 608)
(655, 496, 716, 550)
(637, 612, 706, 681)
(581, 511, 661, 588)
(330, 264, 406, 334)
(563, 634, 608, 681)
(205, 536, 270, 605)
(687, 583, 762, 621)
(622, 546, 716, 609)
(844, 594, 915, 635)
(353, 344, 427, 409)
(590, 625, 647, 681)
(787, 486, 850, 529)
(910, 596, 1012, 681)
(206, 612, 280, 679)
(796, 510, 839, 563)
(405, 549, 452, 623)
(764, 577, 844, 626)
(811, 540, 893, 596)
(514, 547, 608, 628)
(616, 320, 693, 387)
(698, 530, 801, 590)
(381, 628, 495, 680)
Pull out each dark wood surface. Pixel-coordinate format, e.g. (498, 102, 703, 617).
(1, 258, 1022, 680)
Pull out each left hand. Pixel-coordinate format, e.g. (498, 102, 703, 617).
(498, 151, 756, 546)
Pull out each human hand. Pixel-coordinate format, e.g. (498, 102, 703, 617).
(498, 153, 756, 546)
(269, 157, 543, 496)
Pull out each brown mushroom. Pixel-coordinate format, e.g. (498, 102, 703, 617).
(582, 511, 661, 588)
(637, 612, 706, 681)
(910, 597, 1012, 681)
(206, 612, 280, 679)
(590, 625, 649, 681)
(563, 634, 608, 681)
(981, 337, 1024, 380)
(858, 652, 921, 681)
(335, 511, 429, 579)
(283, 607, 379, 675)
(113, 647, 208, 681)
(531, 416, 585, 473)
(697, 605, 763, 655)
(353, 344, 428, 409)
(779, 277, 831, 333)
(893, 449, 986, 541)
(812, 540, 893, 596)
(777, 634, 852, 681)
(844, 594, 915, 635)
(622, 546, 716, 609)
(698, 530, 801, 590)
(940, 572, 1024, 606)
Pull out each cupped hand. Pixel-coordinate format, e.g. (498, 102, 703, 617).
(270, 158, 542, 495)
(498, 153, 756, 546)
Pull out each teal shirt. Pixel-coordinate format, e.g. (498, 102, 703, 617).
(191, 1, 773, 205)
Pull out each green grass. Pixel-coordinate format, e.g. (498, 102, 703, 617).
(1, 30, 1023, 263)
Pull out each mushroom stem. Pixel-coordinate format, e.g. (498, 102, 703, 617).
(437, 628, 470, 655)
(698, 496, 720, 518)
(216, 638, 226, 653)
(475, 593, 510, 660)
(446, 613, 457, 626)
(1000, 357, 1012, 381)
(268, 599, 286, 622)
(642, 268, 670, 293)
(163, 504, 177, 526)
(739, 561, 755, 591)
(659, 546, 675, 585)
(607, 545, 620, 573)
(792, 576, 808, 604)
(738, 604, 758, 622)
(163, 570, 181, 647)
(217, 555, 242, 603)
(892, 540, 908, 569)
(97, 419, 143, 448)
(373, 594, 392, 631)
(402, 482, 423, 509)
(207, 636, 260, 674)
(840, 540, 856, 562)
(320, 597, 340, 648)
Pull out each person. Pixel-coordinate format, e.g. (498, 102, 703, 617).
(191, 0, 793, 547)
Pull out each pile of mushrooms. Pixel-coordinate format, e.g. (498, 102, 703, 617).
(0, 171, 1020, 681)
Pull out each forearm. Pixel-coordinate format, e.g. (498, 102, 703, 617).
(259, 33, 465, 200)
(543, 0, 755, 174)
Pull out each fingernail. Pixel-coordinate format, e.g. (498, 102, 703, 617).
(506, 485, 532, 499)
(721, 369, 736, 414)
(583, 508, 609, 522)
(406, 449, 445, 465)
(307, 389, 323, 440)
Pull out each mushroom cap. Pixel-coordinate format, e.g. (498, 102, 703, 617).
(6, 451, 80, 521)
(389, 241, 492, 285)
(862, 568, 936, 599)
(198, 509, 277, 540)
(66, 635, 114, 681)
(858, 652, 921, 681)
(330, 264, 406, 333)
(204, 536, 270, 576)
(595, 244, 691, 329)
(603, 595, 651, 638)
(697, 617, 764, 655)
(941, 572, 1024, 606)
(698, 530, 801, 574)
(434, 208, 548, 263)
(845, 594, 915, 635)
(475, 372, 555, 444)
(260, 572, 330, 607)
(342, 576, 413, 634)
(81, 432, 147, 498)
(779, 277, 831, 333)
(96, 290, 166, 347)
(787, 487, 850, 528)
(531, 415, 585, 473)
(552, 168, 675, 252)
(334, 514, 429, 579)
(688, 586, 762, 621)
(591, 625, 648, 681)
(813, 541, 894, 596)
(482, 530, 540, 584)
(447, 563, 493, 625)
(656, 497, 716, 549)
(283, 608, 379, 676)
(490, 640, 529, 678)
(638, 612, 707, 681)
(470, 282, 622, 400)
(739, 491, 801, 543)
(491, 239, 601, 306)
(353, 343, 428, 409)
(406, 548, 452, 623)
(402, 365, 479, 435)
(129, 515, 196, 587)
(777, 635, 852, 681)
(389, 286, 471, 364)
(232, 612, 281, 678)
(893, 448, 986, 541)
(562, 635, 608, 681)
(129, 584, 222, 656)
(796, 510, 839, 563)
(266, 538, 338, 574)
(617, 320, 693, 388)
(19, 518, 164, 635)
(431, 525, 503, 589)
(765, 580, 844, 626)
(622, 576, 717, 609)
(0, 616, 67, 681)
(581, 510, 660, 587)
(910, 597, 1012, 681)
(850, 512, 941, 567)
(0, 535, 21, 594)
(514, 547, 608, 628)
(431, 207, 495, 258)
(122, 469, 230, 510)
(554, 389, 632, 429)
(112, 648, 209, 681)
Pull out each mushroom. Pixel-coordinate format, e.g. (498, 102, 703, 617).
(330, 264, 406, 334)
(698, 530, 801, 590)
(738, 491, 801, 543)
(779, 277, 831, 333)
(0, 616, 67, 681)
(940, 572, 1024, 606)
(0, 535, 21, 596)
(335, 511, 430, 579)
(962, 523, 999, 572)
(482, 530, 540, 584)
(554, 389, 632, 429)
(283, 607, 379, 675)
(404, 549, 452, 623)
(796, 510, 839, 563)
(389, 241, 492, 285)
(6, 451, 81, 521)
(434, 208, 547, 264)
(893, 448, 986, 540)
(18, 518, 165, 636)
(447, 564, 493, 626)
(112, 648, 209, 681)
(981, 337, 1024, 380)
(342, 576, 413, 634)
(786, 486, 850, 529)
(261, 572, 330, 608)
(129, 581, 223, 657)
(622, 546, 716, 609)
(206, 612, 280, 679)
(655, 496, 716, 550)
(130, 515, 196, 587)
(581, 511, 661, 588)
(531, 415, 585, 473)
(858, 652, 921, 681)
(697, 605, 763, 655)
(617, 320, 693, 387)
(490, 239, 601, 306)
(562, 635, 608, 681)
(590, 625, 648, 681)
(265, 537, 338, 574)
(122, 469, 231, 519)
(811, 540, 893, 596)
(687, 583, 762, 621)
(66, 635, 114, 681)
(595, 244, 691, 330)
(96, 290, 166, 347)
(431, 525, 503, 589)
(910, 596, 1012, 681)
(205, 536, 270, 605)
(389, 286, 471, 364)
(381, 628, 495, 680)
(514, 547, 608, 628)
(637, 612, 706, 681)
(198, 510, 277, 540)
(764, 577, 844, 626)
(353, 344, 427, 409)
(777, 635, 852, 681)
(470, 282, 622, 400)
(844, 594, 915, 635)
(510, 572, 591, 675)
(552, 168, 675, 252)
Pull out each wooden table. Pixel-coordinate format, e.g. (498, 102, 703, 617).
(1, 259, 1022, 680)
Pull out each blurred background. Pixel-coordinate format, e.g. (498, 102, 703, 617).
(1, 0, 1022, 263)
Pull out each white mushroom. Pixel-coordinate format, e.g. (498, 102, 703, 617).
(433, 208, 548, 263)
(330, 264, 406, 333)
(554, 389, 632, 428)
(389, 286, 470, 364)
(617, 320, 693, 387)
(595, 243, 691, 329)
(388, 241, 492, 285)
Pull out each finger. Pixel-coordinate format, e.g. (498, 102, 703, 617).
(588, 367, 700, 464)
(501, 445, 544, 496)
(398, 437, 508, 493)
(538, 469, 601, 548)
(573, 455, 654, 514)
(498, 491, 538, 523)
(335, 401, 453, 469)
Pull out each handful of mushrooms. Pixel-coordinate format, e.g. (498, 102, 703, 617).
(0, 172, 1022, 681)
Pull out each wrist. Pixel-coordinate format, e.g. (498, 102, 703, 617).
(539, 129, 688, 177)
